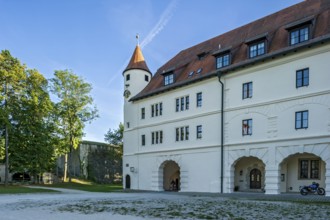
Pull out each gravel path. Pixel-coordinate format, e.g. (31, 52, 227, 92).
(1, 187, 329, 219)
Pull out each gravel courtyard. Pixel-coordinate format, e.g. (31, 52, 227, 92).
(1, 187, 330, 219)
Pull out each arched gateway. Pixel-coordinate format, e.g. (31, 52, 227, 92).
(160, 160, 180, 191)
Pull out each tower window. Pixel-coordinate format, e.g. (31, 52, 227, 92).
(126, 74, 130, 81)
(145, 75, 149, 82)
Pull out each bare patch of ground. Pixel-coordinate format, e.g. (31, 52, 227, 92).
(1, 189, 330, 219)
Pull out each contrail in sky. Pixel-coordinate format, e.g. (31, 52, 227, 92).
(107, 0, 178, 86)
(140, 0, 177, 49)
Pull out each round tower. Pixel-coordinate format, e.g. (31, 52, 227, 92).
(123, 44, 152, 102)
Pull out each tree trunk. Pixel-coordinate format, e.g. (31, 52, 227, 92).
(68, 146, 72, 183)
(64, 153, 68, 182)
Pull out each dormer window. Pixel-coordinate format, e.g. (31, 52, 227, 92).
(285, 16, 313, 46)
(249, 41, 266, 58)
(216, 53, 230, 69)
(290, 26, 310, 45)
(245, 33, 268, 59)
(164, 73, 174, 86)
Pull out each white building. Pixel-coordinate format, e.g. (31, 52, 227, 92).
(122, 0, 330, 196)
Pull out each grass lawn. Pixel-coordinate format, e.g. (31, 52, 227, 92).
(0, 185, 57, 194)
(45, 178, 123, 192)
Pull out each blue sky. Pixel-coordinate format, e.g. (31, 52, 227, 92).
(0, 0, 302, 142)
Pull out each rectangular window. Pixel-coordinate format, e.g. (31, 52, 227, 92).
(185, 126, 189, 140)
(141, 135, 145, 146)
(151, 132, 155, 145)
(197, 125, 202, 139)
(185, 96, 189, 110)
(180, 97, 184, 111)
(295, 110, 308, 129)
(296, 68, 309, 88)
(151, 102, 162, 117)
(164, 73, 174, 86)
(141, 108, 145, 119)
(176, 96, 189, 112)
(176, 98, 180, 112)
(310, 160, 319, 179)
(242, 119, 252, 136)
(176, 126, 189, 142)
(216, 53, 230, 69)
(300, 159, 309, 179)
(249, 41, 265, 58)
(196, 92, 202, 107)
(156, 132, 159, 144)
(160, 131, 163, 144)
(155, 103, 159, 116)
(299, 159, 320, 179)
(290, 26, 309, 45)
(145, 75, 149, 82)
(126, 74, 130, 81)
(243, 82, 253, 99)
(151, 131, 163, 145)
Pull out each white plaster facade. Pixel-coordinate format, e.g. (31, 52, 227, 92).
(122, 1, 330, 196)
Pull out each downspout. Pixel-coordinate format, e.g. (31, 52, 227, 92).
(217, 71, 224, 193)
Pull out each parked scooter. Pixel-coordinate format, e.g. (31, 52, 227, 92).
(300, 182, 325, 195)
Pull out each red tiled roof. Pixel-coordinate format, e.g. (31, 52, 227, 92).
(132, 0, 330, 101)
(123, 45, 151, 75)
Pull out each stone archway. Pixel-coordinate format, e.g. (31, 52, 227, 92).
(276, 144, 330, 196)
(279, 153, 325, 193)
(232, 156, 265, 192)
(161, 160, 180, 191)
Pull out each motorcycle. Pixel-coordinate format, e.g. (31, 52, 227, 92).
(299, 182, 325, 196)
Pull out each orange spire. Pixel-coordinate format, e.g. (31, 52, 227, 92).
(123, 45, 151, 75)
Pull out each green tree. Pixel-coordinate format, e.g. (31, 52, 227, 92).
(50, 70, 98, 182)
(0, 50, 25, 185)
(9, 69, 56, 183)
(103, 123, 124, 182)
(104, 122, 123, 156)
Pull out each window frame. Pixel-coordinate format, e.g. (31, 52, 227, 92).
(164, 73, 174, 86)
(299, 159, 320, 180)
(216, 53, 230, 69)
(141, 107, 145, 119)
(242, 82, 253, 99)
(296, 68, 309, 88)
(196, 125, 202, 139)
(295, 110, 308, 129)
(242, 119, 252, 136)
(141, 134, 145, 146)
(176, 126, 189, 142)
(290, 25, 310, 46)
(196, 92, 202, 107)
(249, 40, 266, 58)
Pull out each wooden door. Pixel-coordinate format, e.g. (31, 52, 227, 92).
(250, 169, 261, 189)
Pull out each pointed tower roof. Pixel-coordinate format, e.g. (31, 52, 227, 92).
(123, 45, 151, 75)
